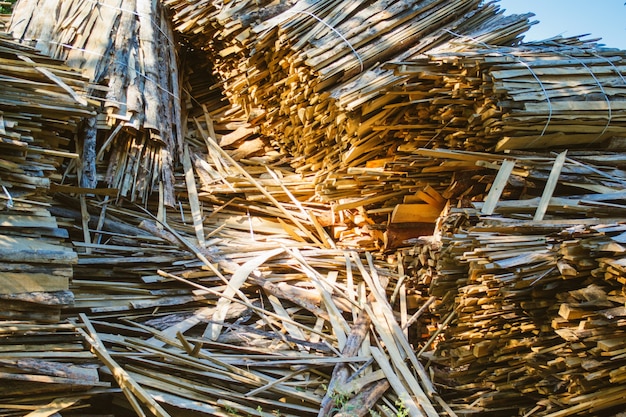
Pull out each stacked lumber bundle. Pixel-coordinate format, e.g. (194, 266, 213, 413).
(395, 149, 626, 416)
(427, 213, 626, 416)
(164, 0, 626, 243)
(0, 32, 114, 413)
(0, 32, 95, 321)
(385, 41, 626, 153)
(164, 0, 534, 176)
(306, 40, 626, 232)
(9, 0, 183, 204)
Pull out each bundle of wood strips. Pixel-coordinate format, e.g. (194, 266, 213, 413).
(400, 149, 626, 416)
(9, 0, 183, 205)
(165, 0, 534, 177)
(427, 212, 626, 416)
(0, 32, 114, 412)
(385, 42, 626, 153)
(0, 32, 93, 321)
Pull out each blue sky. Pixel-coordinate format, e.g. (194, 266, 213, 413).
(496, 0, 626, 49)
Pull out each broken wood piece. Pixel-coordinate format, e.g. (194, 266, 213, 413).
(390, 204, 443, 224)
(77, 313, 173, 417)
(205, 247, 284, 340)
(23, 396, 83, 417)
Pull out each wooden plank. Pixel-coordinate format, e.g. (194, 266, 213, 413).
(183, 144, 206, 248)
(78, 314, 173, 417)
(0, 235, 77, 264)
(0, 214, 57, 228)
(0, 272, 68, 294)
(481, 159, 515, 215)
(534, 150, 567, 221)
(390, 203, 442, 224)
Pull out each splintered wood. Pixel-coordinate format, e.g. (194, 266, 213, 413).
(34, 189, 443, 417)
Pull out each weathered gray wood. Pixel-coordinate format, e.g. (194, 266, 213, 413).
(10, 0, 182, 204)
(0, 235, 77, 264)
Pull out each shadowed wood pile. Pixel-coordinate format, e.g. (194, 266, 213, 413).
(0, 322, 113, 411)
(0, 31, 94, 321)
(9, 0, 183, 205)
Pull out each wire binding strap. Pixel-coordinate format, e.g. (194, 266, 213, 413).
(510, 55, 553, 148)
(559, 51, 612, 143)
(441, 30, 553, 148)
(288, 10, 364, 73)
(592, 52, 626, 85)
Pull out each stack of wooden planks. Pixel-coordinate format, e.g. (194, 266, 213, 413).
(0, 31, 94, 321)
(9, 0, 183, 205)
(0, 32, 116, 413)
(426, 212, 626, 416)
(164, 0, 535, 177)
(45, 138, 626, 417)
(0, 321, 114, 413)
(5, 0, 626, 416)
(404, 148, 626, 416)
(385, 41, 626, 153)
(37, 142, 626, 417)
(303, 40, 626, 254)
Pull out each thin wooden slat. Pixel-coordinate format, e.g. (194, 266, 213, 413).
(182, 144, 206, 248)
(370, 346, 425, 417)
(481, 159, 516, 215)
(205, 247, 284, 340)
(78, 314, 172, 417)
(23, 397, 82, 417)
(534, 151, 567, 221)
